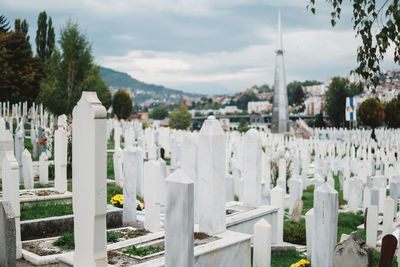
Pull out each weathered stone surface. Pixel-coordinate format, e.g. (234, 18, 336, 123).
(334, 231, 373, 267)
(0, 201, 16, 267)
(290, 199, 303, 223)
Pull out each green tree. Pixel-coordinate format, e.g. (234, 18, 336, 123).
(14, 19, 29, 42)
(149, 106, 168, 120)
(112, 90, 132, 120)
(236, 91, 259, 110)
(357, 98, 385, 140)
(308, 0, 400, 85)
(314, 113, 325, 128)
(324, 77, 353, 127)
(0, 15, 10, 33)
(36, 11, 55, 61)
(384, 97, 400, 128)
(39, 20, 111, 114)
(0, 31, 44, 103)
(293, 85, 305, 108)
(169, 105, 192, 130)
(237, 119, 250, 133)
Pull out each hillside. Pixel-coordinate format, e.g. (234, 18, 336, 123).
(100, 67, 202, 104)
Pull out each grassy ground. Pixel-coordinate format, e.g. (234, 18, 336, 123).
(21, 201, 73, 221)
(271, 250, 307, 267)
(107, 156, 114, 180)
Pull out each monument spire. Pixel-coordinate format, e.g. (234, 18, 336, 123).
(271, 11, 289, 133)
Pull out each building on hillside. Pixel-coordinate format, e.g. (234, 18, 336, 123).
(248, 101, 272, 113)
(304, 96, 324, 116)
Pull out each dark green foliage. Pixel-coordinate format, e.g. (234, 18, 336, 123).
(236, 91, 259, 110)
(237, 119, 250, 133)
(293, 86, 305, 109)
(53, 231, 119, 250)
(0, 31, 44, 104)
(14, 19, 29, 42)
(324, 77, 356, 127)
(314, 113, 325, 128)
(53, 232, 74, 250)
(39, 20, 111, 114)
(123, 245, 163, 257)
(107, 231, 119, 243)
(112, 90, 132, 120)
(358, 98, 385, 140)
(148, 106, 168, 120)
(284, 218, 306, 245)
(169, 105, 192, 130)
(0, 15, 10, 33)
(385, 97, 400, 128)
(36, 11, 54, 61)
(308, 0, 400, 86)
(21, 201, 73, 221)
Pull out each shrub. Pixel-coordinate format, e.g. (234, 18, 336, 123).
(284, 220, 306, 245)
(112, 90, 132, 120)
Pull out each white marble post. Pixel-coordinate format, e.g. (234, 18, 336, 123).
(21, 149, 33, 189)
(39, 152, 48, 185)
(72, 92, 107, 266)
(383, 197, 394, 237)
(113, 147, 123, 187)
(2, 152, 22, 259)
(242, 129, 261, 206)
(181, 133, 198, 221)
(165, 169, 194, 267)
(0, 129, 14, 175)
(253, 218, 271, 267)
(363, 186, 371, 212)
(14, 130, 24, 182)
(305, 208, 314, 260)
(54, 127, 68, 193)
(312, 182, 338, 267)
(144, 159, 161, 232)
(122, 146, 137, 224)
(136, 146, 144, 198)
(277, 158, 286, 190)
(366, 205, 378, 249)
(113, 119, 121, 149)
(197, 116, 226, 235)
(270, 185, 284, 244)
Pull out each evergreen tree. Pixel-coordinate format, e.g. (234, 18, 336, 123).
(0, 31, 44, 103)
(39, 20, 111, 115)
(14, 19, 30, 42)
(0, 15, 10, 34)
(35, 11, 54, 61)
(324, 77, 353, 127)
(112, 90, 132, 120)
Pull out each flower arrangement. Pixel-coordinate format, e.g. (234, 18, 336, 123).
(110, 194, 123, 208)
(110, 194, 145, 211)
(290, 259, 310, 267)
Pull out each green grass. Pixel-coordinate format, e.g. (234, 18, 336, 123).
(107, 156, 114, 180)
(21, 201, 73, 221)
(337, 212, 364, 242)
(123, 245, 163, 257)
(53, 230, 119, 250)
(271, 250, 307, 267)
(301, 186, 314, 215)
(19, 184, 54, 190)
(107, 138, 115, 150)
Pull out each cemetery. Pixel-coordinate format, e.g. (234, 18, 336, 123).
(0, 91, 399, 267)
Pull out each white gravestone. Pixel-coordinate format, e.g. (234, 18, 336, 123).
(383, 197, 394, 237)
(72, 92, 107, 266)
(54, 127, 68, 193)
(366, 205, 378, 249)
(312, 182, 338, 267)
(305, 208, 314, 260)
(21, 149, 33, 189)
(271, 185, 285, 244)
(39, 152, 48, 185)
(253, 218, 271, 267)
(122, 146, 137, 224)
(113, 147, 123, 187)
(165, 169, 194, 267)
(2, 152, 22, 259)
(144, 160, 162, 232)
(197, 116, 226, 235)
(242, 129, 262, 206)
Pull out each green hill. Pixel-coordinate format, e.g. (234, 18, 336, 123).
(100, 67, 202, 103)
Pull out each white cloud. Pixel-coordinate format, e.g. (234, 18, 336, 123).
(99, 27, 361, 94)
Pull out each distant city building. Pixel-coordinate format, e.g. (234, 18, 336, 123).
(302, 84, 327, 97)
(247, 101, 272, 113)
(304, 96, 324, 116)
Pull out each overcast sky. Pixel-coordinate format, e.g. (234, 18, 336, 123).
(1, 0, 397, 95)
